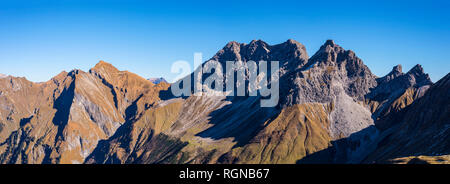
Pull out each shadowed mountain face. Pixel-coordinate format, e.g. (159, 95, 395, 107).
(0, 39, 448, 164)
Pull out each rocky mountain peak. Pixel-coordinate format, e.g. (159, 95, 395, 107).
(148, 77, 168, 84)
(246, 39, 270, 57)
(318, 39, 345, 54)
(283, 39, 307, 52)
(0, 39, 448, 165)
(286, 38, 299, 44)
(48, 71, 70, 85)
(368, 64, 433, 104)
(224, 41, 241, 50)
(0, 73, 7, 79)
(406, 64, 432, 86)
(377, 64, 404, 84)
(407, 64, 425, 75)
(89, 60, 122, 83)
(365, 72, 450, 163)
(248, 39, 268, 47)
(435, 72, 450, 88)
(308, 40, 349, 65)
(307, 40, 375, 78)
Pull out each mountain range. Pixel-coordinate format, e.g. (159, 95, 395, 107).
(0, 39, 448, 164)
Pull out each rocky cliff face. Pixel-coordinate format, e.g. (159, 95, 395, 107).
(0, 39, 447, 164)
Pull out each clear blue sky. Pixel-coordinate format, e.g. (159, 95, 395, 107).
(0, 0, 449, 82)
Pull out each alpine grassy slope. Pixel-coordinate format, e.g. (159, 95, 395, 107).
(0, 39, 448, 164)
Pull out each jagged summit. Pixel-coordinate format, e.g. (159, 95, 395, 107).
(308, 40, 375, 81)
(407, 64, 425, 75)
(324, 39, 336, 46)
(309, 39, 351, 64)
(407, 64, 432, 86)
(378, 64, 404, 84)
(1, 39, 446, 165)
(365, 72, 450, 163)
(282, 39, 308, 52)
(382, 64, 432, 86)
(224, 41, 241, 48)
(286, 38, 299, 44)
(224, 39, 304, 49)
(318, 39, 342, 52)
(246, 39, 270, 57)
(248, 39, 267, 45)
(211, 39, 308, 73)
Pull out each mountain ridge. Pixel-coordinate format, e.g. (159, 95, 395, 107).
(0, 39, 447, 164)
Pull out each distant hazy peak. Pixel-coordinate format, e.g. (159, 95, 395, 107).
(392, 64, 403, 74)
(0, 73, 7, 79)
